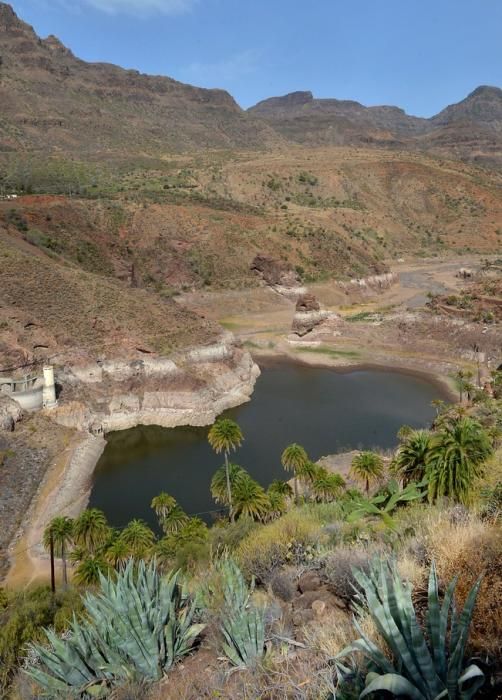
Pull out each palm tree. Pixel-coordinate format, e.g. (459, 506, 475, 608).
(311, 469, 346, 503)
(397, 425, 414, 442)
(162, 505, 190, 535)
(232, 473, 269, 521)
(431, 399, 446, 418)
(350, 451, 385, 495)
(208, 419, 243, 520)
(74, 555, 108, 586)
(297, 460, 320, 488)
(265, 488, 288, 521)
(119, 519, 155, 559)
(104, 538, 131, 571)
(268, 480, 294, 499)
(393, 430, 431, 486)
(210, 462, 245, 510)
(281, 443, 309, 502)
(43, 516, 74, 588)
(151, 492, 177, 525)
(455, 369, 466, 403)
(151, 493, 188, 535)
(72, 508, 109, 554)
(426, 417, 492, 504)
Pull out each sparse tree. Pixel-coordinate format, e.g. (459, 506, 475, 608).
(350, 451, 384, 495)
(43, 516, 74, 589)
(281, 443, 309, 502)
(208, 419, 243, 521)
(426, 416, 492, 504)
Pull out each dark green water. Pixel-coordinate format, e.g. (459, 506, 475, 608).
(89, 363, 447, 529)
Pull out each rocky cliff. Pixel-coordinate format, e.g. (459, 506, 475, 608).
(50, 339, 260, 433)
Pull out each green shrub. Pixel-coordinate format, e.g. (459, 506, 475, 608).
(0, 586, 82, 695)
(236, 508, 320, 581)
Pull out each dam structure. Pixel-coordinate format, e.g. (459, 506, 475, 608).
(0, 365, 58, 411)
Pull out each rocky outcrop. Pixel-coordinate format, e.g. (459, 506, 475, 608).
(50, 341, 260, 434)
(251, 255, 305, 298)
(0, 394, 23, 431)
(292, 293, 342, 336)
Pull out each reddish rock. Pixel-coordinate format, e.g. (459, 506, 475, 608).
(298, 571, 322, 593)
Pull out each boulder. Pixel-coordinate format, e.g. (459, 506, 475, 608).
(311, 600, 327, 618)
(251, 254, 299, 288)
(294, 588, 347, 612)
(296, 293, 321, 313)
(292, 294, 342, 336)
(298, 571, 322, 593)
(0, 394, 23, 431)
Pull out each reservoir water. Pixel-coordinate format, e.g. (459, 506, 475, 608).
(89, 363, 448, 529)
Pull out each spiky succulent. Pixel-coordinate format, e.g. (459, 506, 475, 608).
(26, 559, 204, 698)
(207, 557, 266, 669)
(339, 560, 484, 699)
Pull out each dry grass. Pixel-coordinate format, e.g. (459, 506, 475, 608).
(420, 513, 502, 656)
(236, 509, 321, 582)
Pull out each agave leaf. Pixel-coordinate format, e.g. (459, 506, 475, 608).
(359, 672, 426, 699)
(447, 578, 483, 696)
(457, 664, 485, 700)
(26, 559, 203, 695)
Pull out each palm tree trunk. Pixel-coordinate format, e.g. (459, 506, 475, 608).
(225, 452, 234, 522)
(366, 477, 369, 495)
(49, 531, 56, 594)
(294, 476, 298, 504)
(62, 541, 68, 588)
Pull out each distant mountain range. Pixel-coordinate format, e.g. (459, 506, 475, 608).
(0, 2, 501, 167)
(248, 87, 502, 167)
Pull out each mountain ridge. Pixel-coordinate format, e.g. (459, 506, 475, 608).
(0, 2, 501, 165)
(248, 86, 502, 167)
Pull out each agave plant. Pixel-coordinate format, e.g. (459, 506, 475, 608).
(26, 559, 204, 697)
(339, 560, 484, 699)
(345, 479, 427, 528)
(206, 557, 266, 669)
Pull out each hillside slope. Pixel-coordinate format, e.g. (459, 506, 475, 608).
(0, 226, 219, 368)
(0, 3, 280, 155)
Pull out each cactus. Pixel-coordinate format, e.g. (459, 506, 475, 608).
(339, 560, 484, 699)
(26, 560, 204, 697)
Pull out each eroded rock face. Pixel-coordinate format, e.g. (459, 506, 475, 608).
(338, 272, 398, 294)
(292, 293, 342, 336)
(251, 254, 300, 288)
(50, 341, 260, 434)
(0, 394, 23, 431)
(296, 293, 320, 313)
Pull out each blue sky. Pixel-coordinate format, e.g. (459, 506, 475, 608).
(10, 0, 502, 114)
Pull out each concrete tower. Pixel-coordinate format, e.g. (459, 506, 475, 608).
(42, 366, 57, 408)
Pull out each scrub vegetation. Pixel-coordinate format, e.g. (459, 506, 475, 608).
(1, 380, 501, 699)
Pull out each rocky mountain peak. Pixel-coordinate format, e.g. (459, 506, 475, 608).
(42, 34, 74, 57)
(0, 2, 33, 33)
